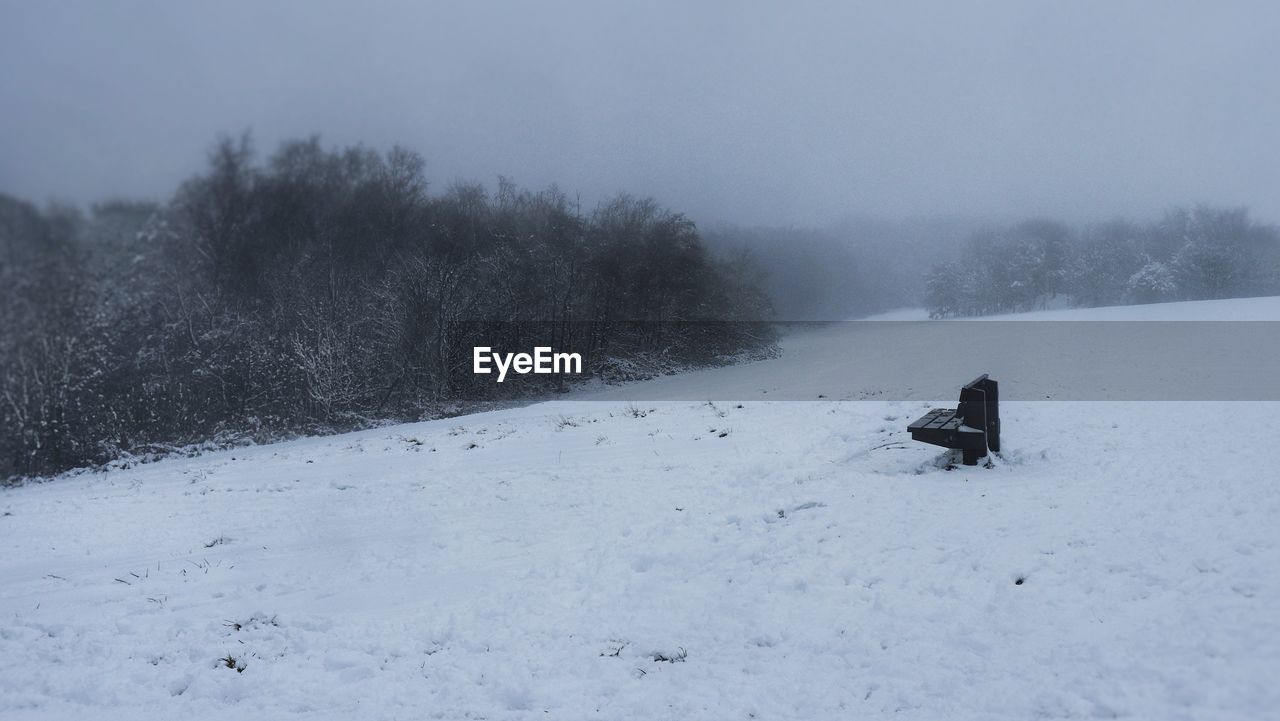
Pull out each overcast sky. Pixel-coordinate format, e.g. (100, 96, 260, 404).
(2, 0, 1278, 226)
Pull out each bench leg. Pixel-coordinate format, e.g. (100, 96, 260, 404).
(962, 448, 983, 466)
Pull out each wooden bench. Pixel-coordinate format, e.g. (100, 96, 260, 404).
(907, 374, 1001, 465)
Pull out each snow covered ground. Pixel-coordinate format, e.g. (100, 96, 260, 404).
(3, 298, 1279, 720)
(864, 294, 1280, 321)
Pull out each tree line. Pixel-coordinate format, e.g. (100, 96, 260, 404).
(0, 135, 772, 480)
(924, 207, 1280, 318)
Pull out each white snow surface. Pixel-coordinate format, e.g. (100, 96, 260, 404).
(862, 294, 1280, 321)
(3, 298, 1280, 720)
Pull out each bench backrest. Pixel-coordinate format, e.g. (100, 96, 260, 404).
(956, 374, 1001, 453)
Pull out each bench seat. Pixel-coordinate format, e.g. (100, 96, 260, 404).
(908, 409, 988, 450)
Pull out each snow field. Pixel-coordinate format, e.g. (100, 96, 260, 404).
(2, 397, 1278, 719)
(4, 296, 1280, 719)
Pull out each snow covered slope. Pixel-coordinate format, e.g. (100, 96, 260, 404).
(3, 298, 1279, 720)
(864, 294, 1280, 321)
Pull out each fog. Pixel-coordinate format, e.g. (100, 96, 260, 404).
(3, 0, 1279, 226)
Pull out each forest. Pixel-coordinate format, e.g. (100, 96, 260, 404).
(923, 209, 1280, 318)
(0, 136, 772, 480)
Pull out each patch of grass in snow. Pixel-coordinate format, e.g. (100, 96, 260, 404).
(650, 647, 687, 663)
(219, 654, 247, 673)
(621, 403, 652, 418)
(599, 640, 628, 657)
(224, 615, 278, 632)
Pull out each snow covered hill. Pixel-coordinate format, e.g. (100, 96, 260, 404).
(864, 294, 1280, 321)
(3, 298, 1279, 720)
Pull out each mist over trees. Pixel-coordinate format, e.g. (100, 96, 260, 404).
(0, 135, 772, 480)
(924, 208, 1280, 318)
(708, 208, 1280, 322)
(704, 218, 979, 320)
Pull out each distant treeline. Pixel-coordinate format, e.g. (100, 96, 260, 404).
(924, 208, 1280, 318)
(0, 135, 771, 480)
